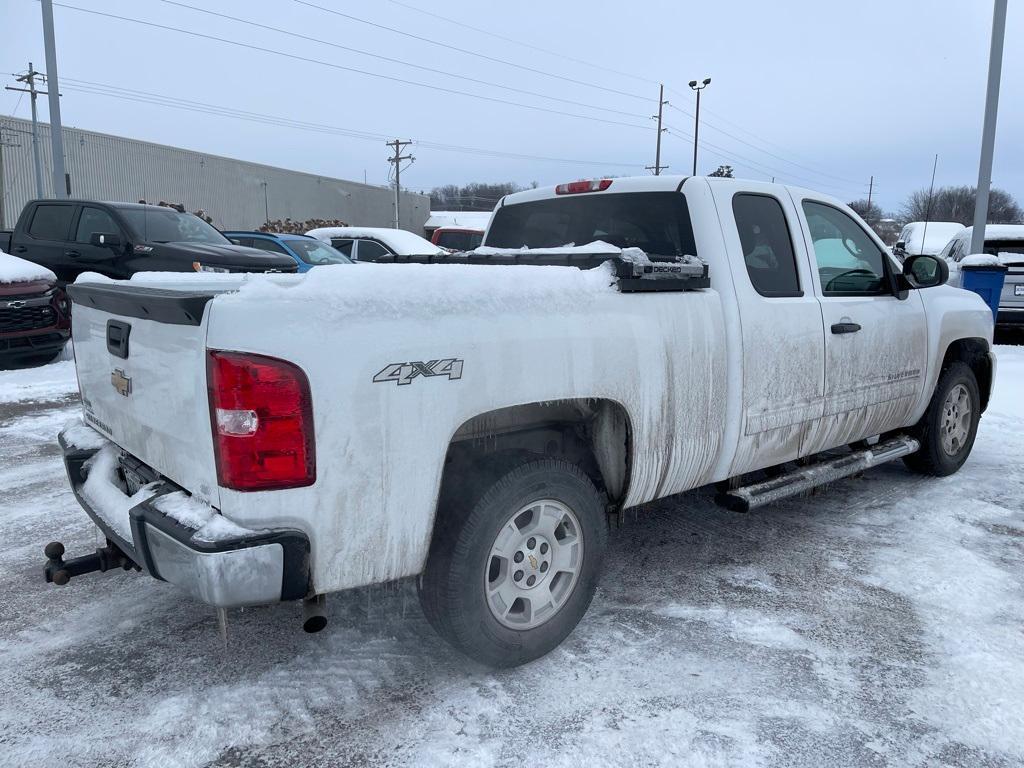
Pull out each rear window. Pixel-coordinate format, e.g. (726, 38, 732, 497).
(436, 230, 484, 251)
(28, 204, 75, 240)
(984, 239, 1024, 256)
(484, 191, 698, 258)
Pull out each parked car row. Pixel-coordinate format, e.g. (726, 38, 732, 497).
(892, 219, 1024, 331)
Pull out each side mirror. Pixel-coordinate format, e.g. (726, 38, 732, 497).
(903, 253, 948, 289)
(90, 232, 122, 249)
(894, 240, 906, 252)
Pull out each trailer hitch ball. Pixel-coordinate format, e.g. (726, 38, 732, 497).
(44, 541, 71, 585)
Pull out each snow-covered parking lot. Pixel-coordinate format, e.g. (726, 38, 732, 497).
(1, 346, 1022, 768)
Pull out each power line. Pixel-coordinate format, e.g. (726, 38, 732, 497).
(664, 126, 862, 196)
(158, 0, 646, 121)
(665, 98, 863, 186)
(293, 0, 650, 103)
(51, 2, 653, 131)
(382, 0, 656, 86)
(56, 76, 645, 170)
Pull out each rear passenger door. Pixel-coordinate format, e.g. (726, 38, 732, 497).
(14, 202, 77, 281)
(712, 183, 826, 474)
(795, 198, 928, 454)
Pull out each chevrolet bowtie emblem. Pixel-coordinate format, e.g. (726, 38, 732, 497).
(111, 368, 132, 397)
(6, 300, 27, 309)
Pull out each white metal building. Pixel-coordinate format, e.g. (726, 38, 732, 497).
(0, 117, 429, 231)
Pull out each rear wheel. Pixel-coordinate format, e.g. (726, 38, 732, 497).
(418, 458, 607, 668)
(903, 361, 980, 476)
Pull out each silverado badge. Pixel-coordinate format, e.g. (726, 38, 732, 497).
(111, 368, 132, 397)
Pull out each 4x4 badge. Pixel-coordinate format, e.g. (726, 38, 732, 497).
(111, 368, 132, 397)
(373, 359, 463, 386)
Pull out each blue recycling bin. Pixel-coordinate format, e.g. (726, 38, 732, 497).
(960, 263, 1007, 322)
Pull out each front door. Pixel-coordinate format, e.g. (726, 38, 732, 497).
(795, 198, 928, 455)
(71, 206, 125, 277)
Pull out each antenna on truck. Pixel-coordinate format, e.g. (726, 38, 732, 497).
(920, 153, 939, 256)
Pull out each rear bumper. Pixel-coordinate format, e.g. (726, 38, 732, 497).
(996, 308, 1024, 327)
(58, 427, 310, 607)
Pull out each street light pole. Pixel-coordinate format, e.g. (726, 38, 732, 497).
(688, 77, 711, 176)
(261, 181, 269, 224)
(970, 0, 1007, 255)
(40, 0, 67, 198)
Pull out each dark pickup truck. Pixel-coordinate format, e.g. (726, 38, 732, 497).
(1, 200, 296, 283)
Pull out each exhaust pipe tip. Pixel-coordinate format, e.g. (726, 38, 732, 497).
(302, 594, 327, 634)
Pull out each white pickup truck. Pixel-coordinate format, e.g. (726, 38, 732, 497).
(47, 175, 995, 667)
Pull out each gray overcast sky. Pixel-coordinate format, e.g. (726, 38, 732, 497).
(2, 0, 1021, 212)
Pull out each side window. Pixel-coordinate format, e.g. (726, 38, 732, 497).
(732, 193, 801, 297)
(802, 201, 889, 296)
(948, 239, 963, 262)
(330, 238, 354, 257)
(28, 204, 75, 240)
(356, 240, 390, 261)
(76, 207, 119, 244)
(250, 238, 287, 255)
(229, 236, 251, 247)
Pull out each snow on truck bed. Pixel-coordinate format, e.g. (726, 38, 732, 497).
(0, 250, 56, 284)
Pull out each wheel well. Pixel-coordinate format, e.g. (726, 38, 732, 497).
(942, 338, 992, 412)
(440, 399, 632, 510)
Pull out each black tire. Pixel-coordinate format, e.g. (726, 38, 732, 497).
(903, 361, 980, 477)
(418, 458, 608, 668)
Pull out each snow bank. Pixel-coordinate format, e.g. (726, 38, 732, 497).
(0, 250, 56, 284)
(153, 492, 258, 543)
(0, 360, 78, 404)
(219, 260, 618, 321)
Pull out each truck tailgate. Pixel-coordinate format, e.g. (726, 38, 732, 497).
(68, 282, 222, 505)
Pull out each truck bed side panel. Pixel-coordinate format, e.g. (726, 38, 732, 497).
(206, 287, 728, 593)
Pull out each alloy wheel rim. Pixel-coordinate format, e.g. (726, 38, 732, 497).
(940, 383, 972, 457)
(484, 499, 584, 630)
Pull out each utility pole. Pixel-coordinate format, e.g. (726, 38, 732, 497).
(386, 139, 413, 229)
(971, 0, 1007, 255)
(645, 84, 668, 175)
(260, 181, 269, 224)
(5, 63, 46, 198)
(40, 0, 67, 198)
(866, 175, 874, 211)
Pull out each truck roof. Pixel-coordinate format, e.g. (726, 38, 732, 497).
(24, 199, 188, 213)
(496, 175, 845, 210)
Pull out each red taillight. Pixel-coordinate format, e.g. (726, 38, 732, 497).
(555, 179, 613, 195)
(207, 351, 315, 491)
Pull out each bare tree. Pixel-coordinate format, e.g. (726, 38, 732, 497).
(900, 185, 1022, 225)
(848, 199, 883, 227)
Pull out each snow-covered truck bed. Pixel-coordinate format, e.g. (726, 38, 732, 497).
(47, 175, 995, 667)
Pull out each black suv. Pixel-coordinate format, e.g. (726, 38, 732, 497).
(2, 201, 296, 283)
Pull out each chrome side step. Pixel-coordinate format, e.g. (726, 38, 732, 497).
(716, 435, 920, 512)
